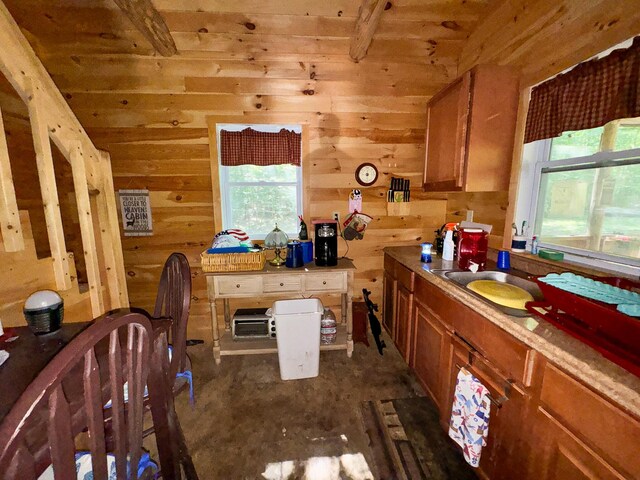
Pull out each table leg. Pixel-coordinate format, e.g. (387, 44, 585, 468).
(210, 301, 221, 365)
(224, 299, 231, 332)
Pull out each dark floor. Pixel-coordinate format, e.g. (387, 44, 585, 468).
(173, 334, 433, 479)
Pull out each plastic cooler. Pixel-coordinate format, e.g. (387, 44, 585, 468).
(273, 298, 324, 380)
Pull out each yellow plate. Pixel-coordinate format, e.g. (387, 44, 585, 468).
(467, 280, 534, 310)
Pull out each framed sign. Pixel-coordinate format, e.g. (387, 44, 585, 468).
(118, 189, 153, 236)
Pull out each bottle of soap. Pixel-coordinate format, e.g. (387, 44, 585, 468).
(442, 226, 455, 261)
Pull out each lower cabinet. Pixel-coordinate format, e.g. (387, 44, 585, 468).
(382, 270, 397, 339)
(530, 409, 627, 480)
(384, 257, 640, 480)
(444, 334, 528, 480)
(412, 296, 451, 410)
(530, 362, 640, 480)
(395, 283, 413, 362)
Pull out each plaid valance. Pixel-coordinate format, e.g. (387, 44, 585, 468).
(525, 37, 640, 144)
(220, 128, 301, 166)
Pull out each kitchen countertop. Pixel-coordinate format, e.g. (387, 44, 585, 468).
(384, 246, 640, 417)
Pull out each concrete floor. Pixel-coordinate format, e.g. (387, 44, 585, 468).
(174, 333, 424, 479)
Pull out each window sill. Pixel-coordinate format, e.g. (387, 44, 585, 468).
(488, 248, 639, 280)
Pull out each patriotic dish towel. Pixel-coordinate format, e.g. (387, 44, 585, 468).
(448, 367, 491, 468)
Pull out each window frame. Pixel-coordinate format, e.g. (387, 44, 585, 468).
(218, 162, 303, 240)
(521, 136, 640, 271)
(207, 121, 307, 241)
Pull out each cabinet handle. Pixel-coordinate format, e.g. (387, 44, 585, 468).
(322, 281, 327, 285)
(236, 284, 240, 288)
(455, 362, 513, 409)
(280, 282, 284, 286)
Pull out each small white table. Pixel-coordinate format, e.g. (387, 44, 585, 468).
(205, 259, 355, 364)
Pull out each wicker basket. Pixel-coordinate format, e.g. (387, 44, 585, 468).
(200, 249, 266, 273)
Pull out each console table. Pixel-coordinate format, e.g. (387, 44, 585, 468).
(205, 259, 355, 364)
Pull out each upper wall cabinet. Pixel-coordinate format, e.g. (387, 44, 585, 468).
(423, 65, 520, 192)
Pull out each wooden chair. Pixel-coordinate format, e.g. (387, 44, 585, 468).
(153, 253, 194, 402)
(0, 311, 191, 480)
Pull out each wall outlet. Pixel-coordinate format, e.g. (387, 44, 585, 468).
(332, 212, 340, 223)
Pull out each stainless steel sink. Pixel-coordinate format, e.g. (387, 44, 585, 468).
(433, 270, 543, 317)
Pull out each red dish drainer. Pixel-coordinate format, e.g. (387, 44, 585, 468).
(526, 275, 640, 377)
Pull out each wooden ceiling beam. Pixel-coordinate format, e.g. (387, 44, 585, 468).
(350, 0, 388, 62)
(113, 0, 177, 57)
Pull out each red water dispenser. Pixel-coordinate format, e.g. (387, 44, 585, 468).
(457, 228, 489, 271)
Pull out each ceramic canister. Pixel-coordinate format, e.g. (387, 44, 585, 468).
(300, 240, 313, 263)
(285, 241, 304, 268)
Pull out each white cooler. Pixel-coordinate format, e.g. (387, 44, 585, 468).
(273, 298, 323, 380)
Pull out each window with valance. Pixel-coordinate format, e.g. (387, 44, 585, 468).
(217, 125, 303, 239)
(517, 38, 640, 270)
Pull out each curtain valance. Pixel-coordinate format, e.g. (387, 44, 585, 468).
(220, 128, 301, 166)
(525, 37, 640, 144)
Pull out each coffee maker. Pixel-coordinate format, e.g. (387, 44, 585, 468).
(313, 220, 338, 266)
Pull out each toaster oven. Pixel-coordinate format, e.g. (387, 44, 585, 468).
(232, 308, 276, 339)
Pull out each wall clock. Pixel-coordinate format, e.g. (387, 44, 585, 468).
(355, 163, 378, 186)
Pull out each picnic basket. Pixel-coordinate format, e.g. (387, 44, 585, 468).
(200, 249, 266, 273)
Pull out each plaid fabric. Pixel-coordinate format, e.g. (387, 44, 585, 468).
(525, 37, 640, 143)
(220, 128, 301, 166)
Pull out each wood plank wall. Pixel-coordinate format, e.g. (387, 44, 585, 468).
(2, 0, 635, 340)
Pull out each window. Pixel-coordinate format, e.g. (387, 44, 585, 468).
(216, 124, 303, 239)
(519, 120, 640, 269)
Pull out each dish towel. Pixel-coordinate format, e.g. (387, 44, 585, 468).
(448, 367, 491, 468)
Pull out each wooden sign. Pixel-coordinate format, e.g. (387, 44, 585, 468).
(118, 189, 153, 236)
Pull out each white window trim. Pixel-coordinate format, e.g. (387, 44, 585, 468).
(517, 142, 640, 275)
(216, 123, 303, 240)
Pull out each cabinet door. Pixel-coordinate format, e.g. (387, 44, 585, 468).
(423, 71, 471, 191)
(531, 409, 626, 480)
(395, 284, 413, 362)
(412, 299, 450, 410)
(382, 271, 397, 339)
(443, 340, 527, 480)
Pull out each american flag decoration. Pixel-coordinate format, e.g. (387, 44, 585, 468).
(214, 229, 249, 242)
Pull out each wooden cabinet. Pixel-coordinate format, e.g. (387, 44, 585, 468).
(382, 267, 397, 339)
(382, 254, 415, 363)
(394, 264, 415, 362)
(395, 283, 413, 362)
(383, 255, 640, 480)
(412, 295, 451, 410)
(423, 64, 519, 192)
(444, 334, 528, 480)
(412, 275, 453, 410)
(530, 362, 640, 480)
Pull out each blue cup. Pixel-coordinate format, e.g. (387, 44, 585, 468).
(497, 250, 511, 269)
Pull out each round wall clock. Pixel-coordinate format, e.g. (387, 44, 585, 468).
(355, 163, 379, 186)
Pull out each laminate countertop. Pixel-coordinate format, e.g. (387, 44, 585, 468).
(384, 246, 640, 417)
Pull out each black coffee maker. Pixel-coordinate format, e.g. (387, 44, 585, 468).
(313, 220, 338, 266)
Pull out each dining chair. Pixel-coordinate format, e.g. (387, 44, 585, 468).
(153, 252, 194, 403)
(0, 311, 188, 480)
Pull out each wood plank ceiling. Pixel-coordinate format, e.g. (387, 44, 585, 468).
(0, 0, 497, 338)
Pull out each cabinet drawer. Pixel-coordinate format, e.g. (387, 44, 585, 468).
(540, 362, 640, 478)
(396, 264, 414, 291)
(215, 276, 263, 295)
(305, 273, 346, 291)
(263, 275, 302, 293)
